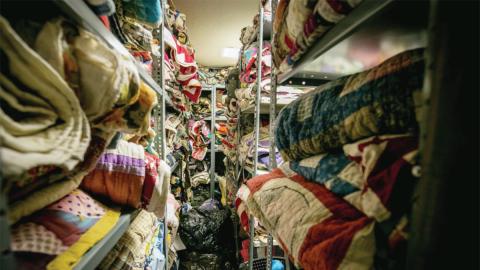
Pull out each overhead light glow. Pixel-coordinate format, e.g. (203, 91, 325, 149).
(222, 47, 240, 58)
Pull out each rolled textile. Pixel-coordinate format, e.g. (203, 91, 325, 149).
(275, 49, 424, 161)
(0, 16, 90, 180)
(236, 135, 418, 269)
(34, 18, 141, 130)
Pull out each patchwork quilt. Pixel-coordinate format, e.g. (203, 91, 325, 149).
(236, 135, 418, 269)
(275, 49, 424, 161)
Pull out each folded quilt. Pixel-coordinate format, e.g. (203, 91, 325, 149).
(82, 139, 171, 217)
(188, 120, 211, 161)
(275, 49, 424, 161)
(0, 16, 90, 180)
(273, 0, 363, 71)
(34, 18, 141, 130)
(11, 189, 120, 270)
(236, 135, 418, 269)
(100, 209, 158, 270)
(82, 139, 146, 208)
(122, 0, 162, 26)
(240, 42, 272, 84)
(163, 27, 202, 103)
(144, 221, 166, 270)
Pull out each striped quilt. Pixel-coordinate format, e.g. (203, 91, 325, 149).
(236, 135, 418, 269)
(275, 49, 424, 162)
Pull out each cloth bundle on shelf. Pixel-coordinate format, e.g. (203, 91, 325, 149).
(188, 119, 211, 161)
(275, 48, 424, 161)
(237, 135, 418, 270)
(198, 67, 229, 86)
(121, 0, 163, 26)
(240, 42, 272, 84)
(273, 0, 363, 72)
(1, 16, 156, 223)
(0, 17, 90, 181)
(11, 189, 120, 270)
(238, 126, 283, 173)
(191, 97, 212, 116)
(163, 27, 202, 103)
(82, 140, 171, 218)
(100, 209, 160, 270)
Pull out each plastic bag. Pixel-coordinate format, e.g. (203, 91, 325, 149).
(179, 251, 234, 270)
(179, 199, 229, 252)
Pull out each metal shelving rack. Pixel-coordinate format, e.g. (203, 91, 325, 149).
(210, 85, 217, 200)
(0, 0, 173, 268)
(152, 0, 169, 268)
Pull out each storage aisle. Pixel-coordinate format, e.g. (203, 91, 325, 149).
(0, 1, 478, 270)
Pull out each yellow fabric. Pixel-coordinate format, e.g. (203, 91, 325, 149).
(47, 208, 121, 270)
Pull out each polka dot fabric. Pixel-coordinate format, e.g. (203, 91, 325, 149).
(47, 189, 106, 218)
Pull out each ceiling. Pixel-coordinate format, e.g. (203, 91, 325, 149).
(174, 0, 258, 68)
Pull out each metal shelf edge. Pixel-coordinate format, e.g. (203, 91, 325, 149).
(73, 212, 131, 270)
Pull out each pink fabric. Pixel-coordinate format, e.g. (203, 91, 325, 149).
(47, 189, 105, 217)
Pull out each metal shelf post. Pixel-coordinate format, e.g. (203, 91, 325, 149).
(249, 3, 264, 270)
(152, 0, 168, 268)
(210, 85, 217, 200)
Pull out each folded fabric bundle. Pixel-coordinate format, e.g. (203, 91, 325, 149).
(82, 139, 146, 208)
(240, 25, 257, 46)
(273, 0, 363, 71)
(144, 221, 166, 270)
(100, 210, 158, 270)
(143, 153, 171, 218)
(122, 0, 162, 26)
(163, 27, 202, 103)
(191, 97, 211, 116)
(0, 16, 90, 180)
(122, 19, 154, 52)
(275, 49, 424, 161)
(85, 0, 116, 16)
(11, 189, 120, 270)
(34, 18, 141, 130)
(240, 42, 272, 84)
(82, 140, 171, 218)
(236, 135, 418, 269)
(191, 171, 210, 188)
(188, 120, 211, 161)
(198, 67, 229, 86)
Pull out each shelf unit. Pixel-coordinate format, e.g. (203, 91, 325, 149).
(73, 212, 132, 270)
(0, 0, 172, 269)
(53, 0, 174, 109)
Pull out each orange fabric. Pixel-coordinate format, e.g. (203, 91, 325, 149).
(82, 170, 144, 208)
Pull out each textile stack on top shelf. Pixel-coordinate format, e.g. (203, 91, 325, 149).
(0, 0, 179, 269)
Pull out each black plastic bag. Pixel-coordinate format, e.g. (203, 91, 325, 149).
(179, 251, 234, 270)
(179, 199, 229, 252)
